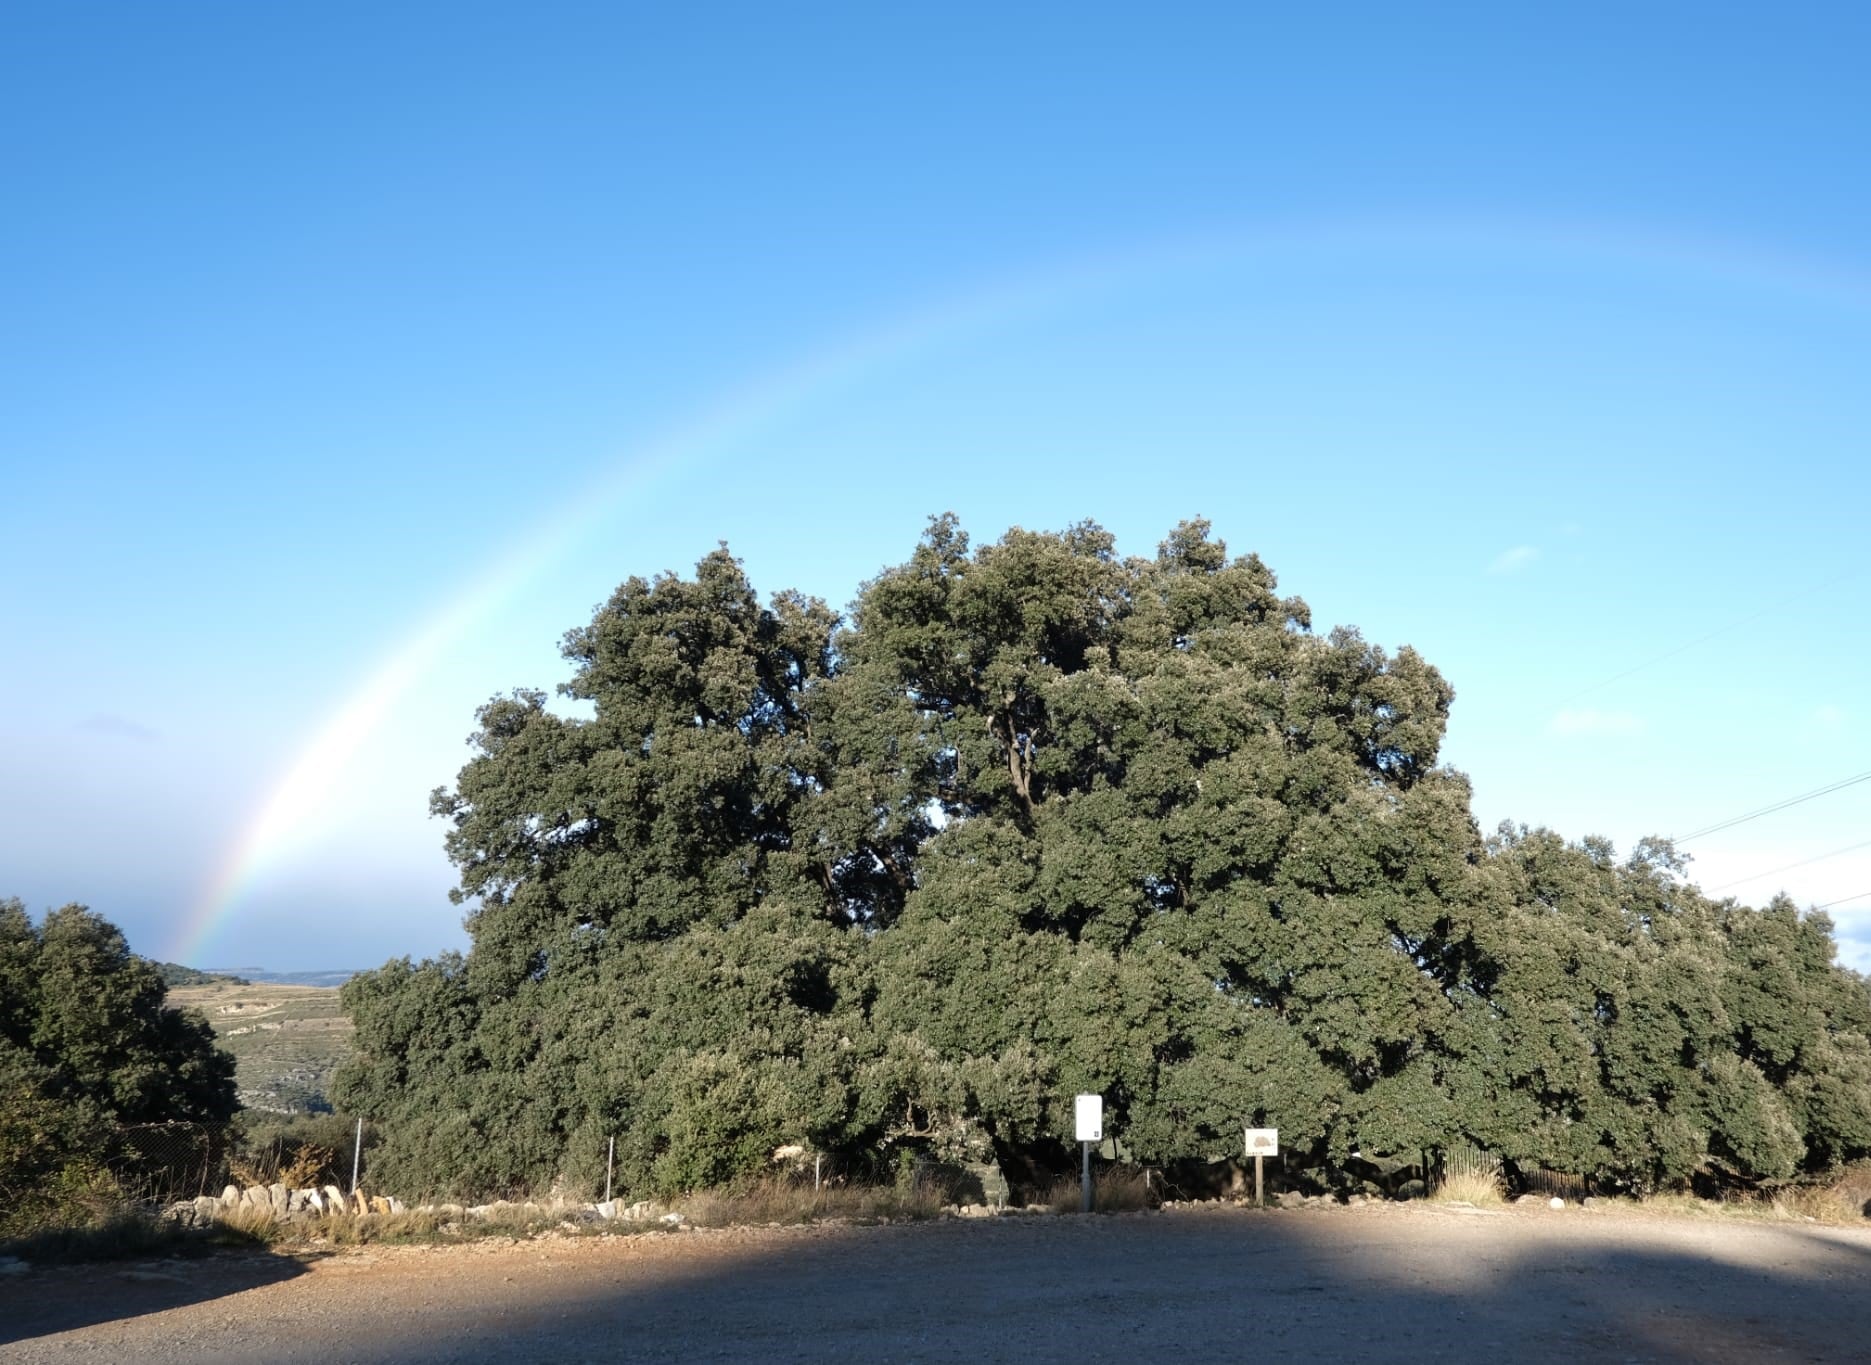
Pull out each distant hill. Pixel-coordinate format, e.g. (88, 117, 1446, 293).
(200, 967, 360, 988)
(166, 978, 355, 1115)
(151, 961, 250, 986)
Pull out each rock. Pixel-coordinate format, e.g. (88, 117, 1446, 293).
(369, 1196, 393, 1215)
(957, 1203, 992, 1218)
(242, 1186, 270, 1210)
(1514, 1194, 1544, 1206)
(352, 1190, 370, 1215)
(306, 1189, 324, 1213)
(194, 1196, 220, 1222)
(1548, 1197, 1565, 1210)
(323, 1185, 345, 1211)
(268, 1182, 289, 1214)
(659, 1211, 687, 1225)
(623, 1200, 661, 1221)
(1580, 1196, 1599, 1210)
(162, 1201, 196, 1225)
(286, 1190, 305, 1215)
(1346, 1195, 1366, 1207)
(595, 1200, 618, 1220)
(1277, 1191, 1305, 1209)
(221, 1184, 242, 1208)
(1397, 1180, 1427, 1201)
(388, 1197, 405, 1214)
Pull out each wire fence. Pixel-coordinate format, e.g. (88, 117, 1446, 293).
(105, 1117, 375, 1207)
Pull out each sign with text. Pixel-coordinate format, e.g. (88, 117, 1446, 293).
(1075, 1093, 1103, 1142)
(1244, 1128, 1279, 1157)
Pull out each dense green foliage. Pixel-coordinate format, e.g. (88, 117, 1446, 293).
(0, 901, 238, 1236)
(335, 518, 1871, 1199)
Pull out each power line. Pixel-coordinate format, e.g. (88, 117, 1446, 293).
(1707, 837, 1871, 893)
(1674, 769, 1871, 844)
(1814, 889, 1871, 912)
(1552, 564, 1859, 709)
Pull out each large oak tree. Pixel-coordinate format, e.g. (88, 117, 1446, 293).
(335, 517, 1871, 1199)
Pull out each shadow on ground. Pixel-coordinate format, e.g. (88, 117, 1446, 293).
(9, 1206, 1871, 1362)
(355, 1209, 1871, 1364)
(0, 1248, 308, 1347)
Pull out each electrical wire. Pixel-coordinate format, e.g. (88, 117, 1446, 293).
(1552, 564, 1858, 709)
(1707, 836, 1871, 893)
(1814, 889, 1871, 912)
(1673, 769, 1871, 844)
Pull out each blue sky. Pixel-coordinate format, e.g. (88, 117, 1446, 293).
(3, 3, 1868, 970)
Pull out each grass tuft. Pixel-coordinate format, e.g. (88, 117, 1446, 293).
(1431, 1168, 1505, 1206)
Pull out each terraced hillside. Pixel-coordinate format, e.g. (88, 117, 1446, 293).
(167, 979, 354, 1114)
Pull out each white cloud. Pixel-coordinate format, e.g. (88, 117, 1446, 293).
(1549, 708, 1644, 737)
(1488, 545, 1539, 575)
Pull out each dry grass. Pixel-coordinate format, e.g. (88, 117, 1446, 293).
(1046, 1166, 1157, 1215)
(1, 1202, 277, 1264)
(1431, 1168, 1505, 1206)
(1771, 1166, 1871, 1224)
(684, 1179, 949, 1228)
(292, 1208, 459, 1246)
(1632, 1166, 1871, 1227)
(238, 1205, 621, 1248)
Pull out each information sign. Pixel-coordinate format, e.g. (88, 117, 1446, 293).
(1244, 1128, 1278, 1156)
(1075, 1093, 1103, 1142)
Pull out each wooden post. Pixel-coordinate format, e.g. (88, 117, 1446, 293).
(1255, 1153, 1264, 1206)
(1082, 1141, 1093, 1213)
(605, 1136, 615, 1204)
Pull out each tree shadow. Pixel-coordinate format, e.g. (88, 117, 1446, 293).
(9, 1208, 1871, 1360)
(0, 1246, 308, 1347)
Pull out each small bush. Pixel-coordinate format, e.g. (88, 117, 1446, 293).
(231, 1114, 359, 1191)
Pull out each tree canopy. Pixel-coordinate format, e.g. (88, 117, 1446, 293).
(335, 517, 1871, 1199)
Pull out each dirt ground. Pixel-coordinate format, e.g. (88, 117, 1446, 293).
(4, 1201, 1869, 1363)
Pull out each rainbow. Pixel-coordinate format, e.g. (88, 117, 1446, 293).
(168, 215, 1871, 962)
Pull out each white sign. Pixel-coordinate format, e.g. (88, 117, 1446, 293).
(1244, 1127, 1278, 1157)
(1075, 1093, 1103, 1142)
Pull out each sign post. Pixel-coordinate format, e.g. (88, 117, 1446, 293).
(1244, 1128, 1278, 1206)
(1075, 1094, 1103, 1214)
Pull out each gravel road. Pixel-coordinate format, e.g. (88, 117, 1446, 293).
(5, 1202, 1869, 1363)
